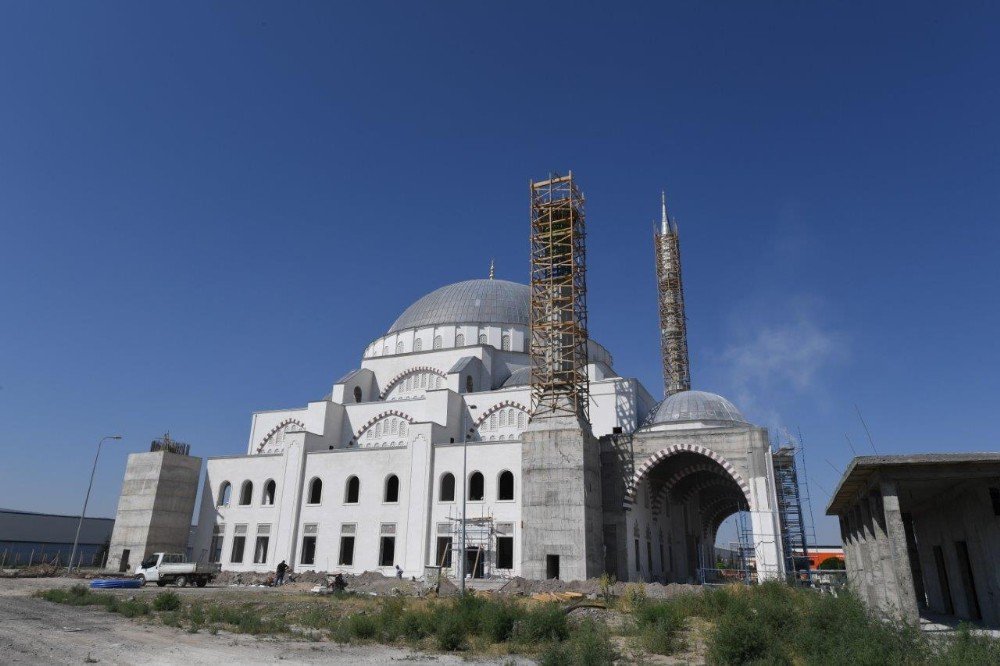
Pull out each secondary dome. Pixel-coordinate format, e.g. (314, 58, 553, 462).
(650, 390, 747, 425)
(388, 279, 529, 333)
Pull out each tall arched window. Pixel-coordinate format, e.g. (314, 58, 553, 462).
(433, 335, 442, 349)
(469, 472, 484, 501)
(414, 339, 423, 351)
(465, 375, 474, 393)
(455, 333, 465, 346)
(384, 475, 399, 503)
(307, 478, 323, 504)
(262, 479, 276, 506)
(440, 473, 455, 502)
(345, 476, 360, 504)
(239, 481, 253, 506)
(395, 341, 404, 354)
(353, 386, 362, 403)
(217, 482, 232, 507)
(478, 333, 488, 345)
(501, 335, 511, 351)
(498, 470, 514, 500)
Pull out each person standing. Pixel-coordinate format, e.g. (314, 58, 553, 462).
(275, 560, 288, 586)
(395, 564, 403, 579)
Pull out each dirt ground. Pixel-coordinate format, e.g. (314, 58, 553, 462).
(0, 577, 531, 665)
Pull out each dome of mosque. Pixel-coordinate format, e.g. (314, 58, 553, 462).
(650, 390, 747, 425)
(388, 279, 529, 333)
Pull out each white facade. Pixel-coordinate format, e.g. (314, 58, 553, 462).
(191, 279, 783, 582)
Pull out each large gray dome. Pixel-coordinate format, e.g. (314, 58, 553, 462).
(388, 279, 529, 333)
(650, 390, 747, 425)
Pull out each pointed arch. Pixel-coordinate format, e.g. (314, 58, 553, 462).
(355, 410, 416, 448)
(255, 418, 307, 454)
(379, 366, 447, 400)
(625, 443, 751, 508)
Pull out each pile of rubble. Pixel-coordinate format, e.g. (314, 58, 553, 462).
(0, 564, 62, 579)
(496, 576, 701, 599)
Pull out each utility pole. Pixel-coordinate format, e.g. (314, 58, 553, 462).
(69, 435, 122, 572)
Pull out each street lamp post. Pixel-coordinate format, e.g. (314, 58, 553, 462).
(460, 406, 477, 594)
(69, 435, 122, 572)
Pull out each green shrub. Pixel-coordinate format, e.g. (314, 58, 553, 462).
(540, 620, 615, 666)
(116, 599, 151, 618)
(708, 609, 784, 665)
(481, 601, 524, 643)
(160, 611, 182, 627)
(348, 614, 378, 640)
(513, 604, 568, 643)
(435, 615, 467, 651)
(399, 608, 434, 641)
(635, 601, 685, 655)
(934, 624, 1000, 665)
(153, 591, 181, 612)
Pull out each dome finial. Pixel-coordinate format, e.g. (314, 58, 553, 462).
(489, 258, 495, 280)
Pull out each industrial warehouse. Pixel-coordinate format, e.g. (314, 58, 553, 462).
(103, 173, 814, 585)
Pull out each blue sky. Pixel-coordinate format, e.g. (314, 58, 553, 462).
(1, 2, 997, 544)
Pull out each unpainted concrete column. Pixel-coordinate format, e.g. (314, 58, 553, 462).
(879, 480, 920, 625)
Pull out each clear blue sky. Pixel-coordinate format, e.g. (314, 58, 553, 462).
(1, 2, 997, 544)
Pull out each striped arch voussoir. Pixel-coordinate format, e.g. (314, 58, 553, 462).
(473, 400, 530, 428)
(255, 418, 307, 453)
(623, 442, 752, 509)
(355, 409, 416, 439)
(379, 366, 447, 399)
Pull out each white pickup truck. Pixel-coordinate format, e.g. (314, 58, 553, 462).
(135, 552, 221, 587)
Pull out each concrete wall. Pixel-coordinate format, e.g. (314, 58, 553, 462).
(106, 451, 201, 572)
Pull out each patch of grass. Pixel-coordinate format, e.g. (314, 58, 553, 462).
(634, 600, 686, 655)
(348, 613, 378, 640)
(481, 600, 524, 643)
(114, 599, 151, 618)
(513, 604, 568, 643)
(160, 611, 182, 627)
(152, 591, 181, 612)
(540, 620, 616, 666)
(435, 614, 467, 651)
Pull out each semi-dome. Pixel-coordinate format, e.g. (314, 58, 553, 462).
(501, 366, 532, 388)
(388, 279, 529, 333)
(650, 390, 747, 425)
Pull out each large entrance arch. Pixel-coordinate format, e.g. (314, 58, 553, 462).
(624, 445, 755, 583)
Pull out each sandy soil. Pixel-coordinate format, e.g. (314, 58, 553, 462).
(0, 578, 529, 665)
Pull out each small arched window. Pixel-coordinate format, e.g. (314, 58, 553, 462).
(455, 333, 465, 346)
(414, 339, 423, 352)
(498, 470, 514, 501)
(308, 478, 323, 504)
(465, 375, 474, 393)
(239, 481, 253, 506)
(433, 335, 443, 349)
(262, 479, 276, 506)
(478, 333, 488, 345)
(501, 335, 511, 351)
(345, 476, 360, 504)
(353, 386, 362, 403)
(217, 482, 232, 507)
(384, 475, 399, 503)
(395, 341, 404, 354)
(440, 473, 456, 502)
(469, 472, 484, 501)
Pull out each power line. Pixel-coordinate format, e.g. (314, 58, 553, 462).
(854, 404, 879, 454)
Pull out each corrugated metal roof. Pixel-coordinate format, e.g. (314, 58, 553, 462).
(0, 509, 114, 545)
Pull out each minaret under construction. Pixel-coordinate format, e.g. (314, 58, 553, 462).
(654, 192, 691, 397)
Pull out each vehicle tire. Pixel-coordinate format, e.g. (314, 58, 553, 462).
(138, 575, 147, 587)
(176, 575, 189, 587)
(156, 581, 167, 587)
(196, 578, 207, 588)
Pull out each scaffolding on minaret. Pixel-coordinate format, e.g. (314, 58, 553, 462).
(654, 192, 691, 397)
(529, 171, 589, 421)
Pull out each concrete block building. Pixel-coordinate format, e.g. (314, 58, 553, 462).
(827, 454, 1000, 628)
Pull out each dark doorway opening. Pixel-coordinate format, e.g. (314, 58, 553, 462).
(933, 545, 954, 615)
(119, 549, 130, 573)
(464, 546, 484, 578)
(546, 554, 560, 580)
(955, 541, 982, 621)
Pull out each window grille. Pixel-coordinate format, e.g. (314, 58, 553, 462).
(496, 522, 514, 535)
(304, 523, 318, 534)
(234, 524, 247, 535)
(437, 522, 451, 535)
(341, 523, 356, 535)
(380, 523, 396, 536)
(257, 523, 271, 535)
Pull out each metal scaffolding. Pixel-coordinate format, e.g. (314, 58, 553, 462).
(529, 172, 589, 420)
(654, 192, 691, 397)
(773, 443, 811, 579)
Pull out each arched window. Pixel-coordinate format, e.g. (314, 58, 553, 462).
(433, 335, 442, 349)
(353, 386, 362, 403)
(440, 473, 455, 502)
(501, 335, 511, 351)
(239, 481, 253, 506)
(469, 472, 484, 501)
(383, 345, 389, 355)
(498, 470, 514, 501)
(217, 482, 232, 507)
(384, 475, 399, 503)
(478, 332, 488, 345)
(395, 341, 404, 354)
(345, 476, 360, 504)
(465, 375, 474, 393)
(262, 479, 276, 506)
(414, 339, 423, 351)
(455, 333, 465, 346)
(307, 478, 323, 504)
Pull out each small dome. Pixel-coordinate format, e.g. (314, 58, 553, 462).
(502, 366, 532, 388)
(388, 279, 529, 333)
(650, 390, 746, 425)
